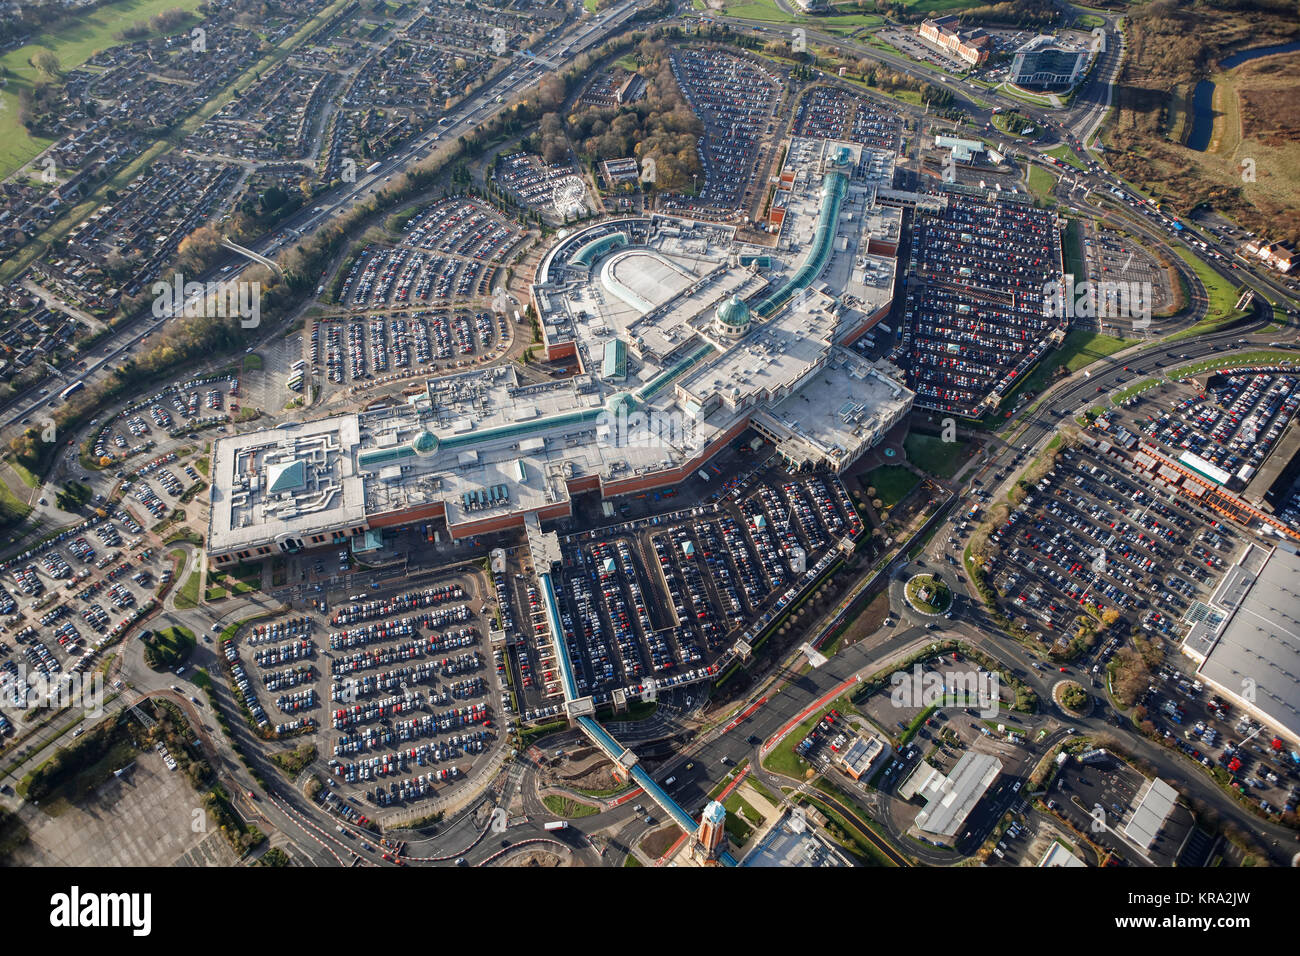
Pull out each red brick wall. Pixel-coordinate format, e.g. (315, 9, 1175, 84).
(368, 501, 447, 528)
(601, 416, 750, 497)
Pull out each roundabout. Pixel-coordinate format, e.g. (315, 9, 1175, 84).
(903, 573, 953, 616)
(1053, 680, 1093, 718)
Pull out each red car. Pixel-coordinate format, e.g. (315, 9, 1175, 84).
(1059, 667, 1068, 672)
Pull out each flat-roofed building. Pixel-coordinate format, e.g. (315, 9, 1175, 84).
(1124, 778, 1178, 850)
(835, 733, 892, 780)
(1180, 543, 1300, 746)
(910, 752, 1002, 844)
(209, 136, 914, 565)
(1039, 840, 1087, 867)
(1010, 35, 1089, 90)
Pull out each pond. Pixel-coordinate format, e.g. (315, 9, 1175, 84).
(1185, 41, 1300, 152)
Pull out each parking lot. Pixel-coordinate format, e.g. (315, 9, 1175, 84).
(1097, 367, 1300, 507)
(1044, 751, 1194, 865)
(979, 438, 1238, 650)
(662, 48, 782, 217)
(312, 308, 507, 391)
(1134, 672, 1300, 819)
(491, 152, 591, 220)
(218, 576, 498, 810)
(506, 456, 861, 721)
(337, 197, 523, 310)
(792, 85, 903, 153)
(904, 191, 1064, 417)
(1078, 224, 1174, 335)
(1, 509, 169, 723)
(89, 371, 236, 468)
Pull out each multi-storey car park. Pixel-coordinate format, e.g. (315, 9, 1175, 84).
(206, 137, 918, 569)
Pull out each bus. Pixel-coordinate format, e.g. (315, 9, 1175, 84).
(290, 359, 306, 372)
(60, 381, 85, 401)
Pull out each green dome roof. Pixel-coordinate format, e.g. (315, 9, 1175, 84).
(716, 294, 750, 328)
(410, 430, 438, 456)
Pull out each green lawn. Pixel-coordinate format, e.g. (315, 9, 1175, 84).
(174, 569, 201, 609)
(541, 795, 599, 818)
(861, 465, 919, 509)
(0, 479, 34, 532)
(761, 707, 825, 779)
(1026, 164, 1058, 204)
(0, 0, 205, 180)
(897, 0, 985, 10)
(1062, 218, 1086, 280)
(1002, 329, 1136, 407)
(1110, 378, 1162, 405)
(905, 575, 951, 614)
(904, 433, 967, 479)
(721, 0, 881, 29)
(992, 111, 1039, 139)
(1046, 144, 1086, 171)
(760, 696, 856, 780)
(721, 0, 798, 22)
(1167, 246, 1245, 332)
(142, 625, 195, 670)
(1167, 351, 1297, 380)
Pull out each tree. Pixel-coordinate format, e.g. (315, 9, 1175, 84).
(33, 50, 60, 81)
(177, 225, 223, 273)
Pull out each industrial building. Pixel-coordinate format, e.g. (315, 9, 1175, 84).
(1123, 777, 1178, 851)
(741, 808, 853, 867)
(207, 137, 915, 566)
(1038, 841, 1087, 867)
(1009, 35, 1089, 90)
(1180, 543, 1300, 745)
(904, 751, 1002, 843)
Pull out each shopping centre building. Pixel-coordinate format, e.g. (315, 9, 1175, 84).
(206, 138, 916, 566)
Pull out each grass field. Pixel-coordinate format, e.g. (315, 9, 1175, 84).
(904, 433, 967, 479)
(1026, 164, 1057, 205)
(1062, 218, 1086, 280)
(1046, 144, 1087, 171)
(722, 0, 882, 31)
(1172, 245, 1243, 325)
(897, 0, 984, 11)
(1003, 329, 1136, 407)
(1110, 378, 1162, 405)
(862, 465, 919, 509)
(0, 0, 205, 180)
(174, 569, 201, 609)
(992, 111, 1039, 139)
(143, 625, 195, 670)
(541, 795, 600, 818)
(1167, 351, 1297, 380)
